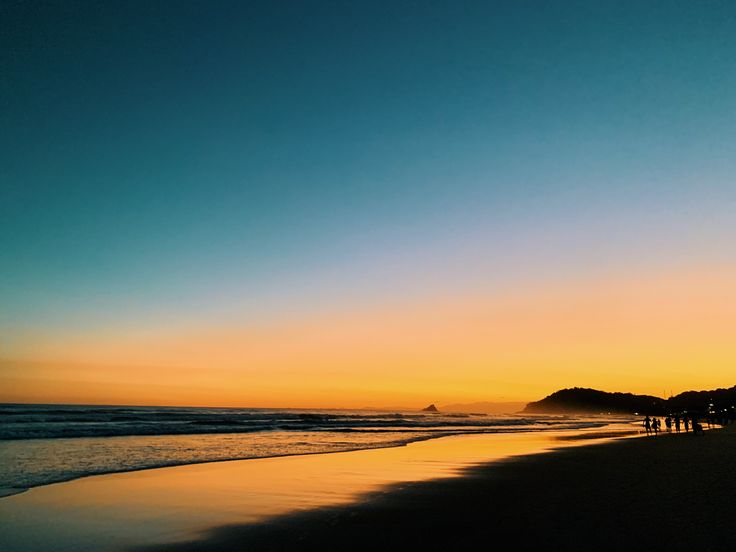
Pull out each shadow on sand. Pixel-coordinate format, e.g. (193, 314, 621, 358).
(133, 427, 735, 552)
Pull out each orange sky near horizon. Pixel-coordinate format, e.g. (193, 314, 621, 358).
(6, 0, 736, 415)
(3, 263, 734, 408)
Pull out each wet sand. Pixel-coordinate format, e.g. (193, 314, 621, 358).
(137, 425, 736, 552)
(0, 426, 632, 552)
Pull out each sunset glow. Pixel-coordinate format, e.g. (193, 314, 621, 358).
(4, 263, 734, 407)
(3, 4, 736, 552)
(3, 1, 735, 408)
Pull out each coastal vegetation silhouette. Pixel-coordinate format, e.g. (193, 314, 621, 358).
(523, 386, 736, 416)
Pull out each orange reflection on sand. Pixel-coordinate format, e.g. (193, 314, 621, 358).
(0, 428, 633, 552)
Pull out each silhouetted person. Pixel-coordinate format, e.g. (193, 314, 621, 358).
(665, 416, 672, 431)
(684, 417, 690, 432)
(644, 416, 652, 434)
(674, 416, 681, 432)
(652, 418, 659, 434)
(693, 418, 705, 435)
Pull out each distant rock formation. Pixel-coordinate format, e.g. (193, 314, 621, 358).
(523, 386, 736, 415)
(422, 404, 438, 412)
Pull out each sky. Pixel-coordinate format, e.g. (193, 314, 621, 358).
(2, 0, 735, 407)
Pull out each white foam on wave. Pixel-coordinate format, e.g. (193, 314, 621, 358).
(0, 405, 634, 495)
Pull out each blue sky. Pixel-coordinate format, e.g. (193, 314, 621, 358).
(3, 0, 736, 341)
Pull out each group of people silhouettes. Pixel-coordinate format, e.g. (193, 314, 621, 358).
(643, 414, 705, 435)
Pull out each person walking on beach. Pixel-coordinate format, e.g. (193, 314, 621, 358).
(665, 416, 672, 431)
(674, 416, 681, 432)
(693, 419, 705, 435)
(652, 418, 660, 434)
(644, 416, 652, 434)
(684, 417, 690, 432)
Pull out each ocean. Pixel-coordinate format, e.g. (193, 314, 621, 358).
(0, 403, 634, 497)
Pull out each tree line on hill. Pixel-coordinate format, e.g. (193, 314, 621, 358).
(522, 386, 736, 416)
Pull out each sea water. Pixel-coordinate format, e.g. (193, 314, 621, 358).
(0, 403, 633, 496)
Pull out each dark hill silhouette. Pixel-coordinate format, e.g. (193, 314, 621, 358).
(667, 386, 736, 413)
(523, 388, 662, 414)
(523, 386, 736, 415)
(421, 404, 438, 412)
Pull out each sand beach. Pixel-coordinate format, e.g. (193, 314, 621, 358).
(142, 424, 735, 552)
(2, 424, 733, 552)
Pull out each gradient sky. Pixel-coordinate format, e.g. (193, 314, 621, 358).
(2, 1, 735, 407)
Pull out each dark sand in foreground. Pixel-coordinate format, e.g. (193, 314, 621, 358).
(139, 426, 735, 552)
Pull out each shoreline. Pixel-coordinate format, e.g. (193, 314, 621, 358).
(0, 427, 634, 552)
(0, 421, 625, 498)
(0, 431, 457, 499)
(136, 425, 736, 552)
(5, 424, 730, 551)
